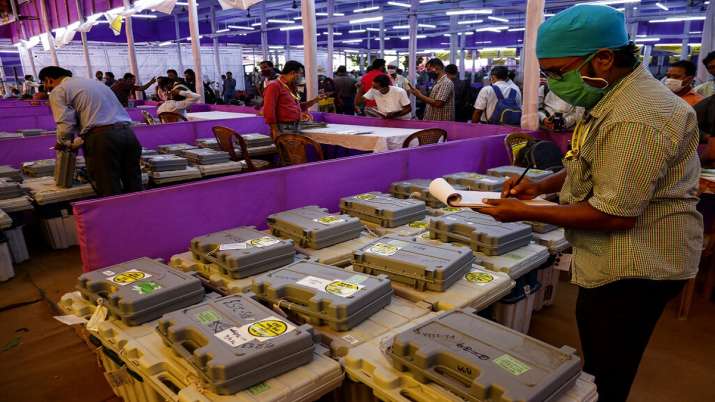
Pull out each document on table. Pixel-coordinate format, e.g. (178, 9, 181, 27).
(428, 178, 555, 208)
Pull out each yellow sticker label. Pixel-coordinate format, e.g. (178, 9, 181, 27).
(355, 193, 377, 200)
(107, 270, 151, 286)
(247, 236, 281, 248)
(325, 280, 364, 297)
(442, 207, 463, 212)
(367, 242, 400, 256)
(316, 216, 345, 225)
(465, 272, 494, 284)
(466, 173, 486, 179)
(408, 220, 428, 229)
(248, 320, 289, 337)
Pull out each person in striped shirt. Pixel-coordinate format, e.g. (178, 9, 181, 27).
(478, 6, 703, 402)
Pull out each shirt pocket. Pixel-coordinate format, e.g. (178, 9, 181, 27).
(559, 157, 593, 204)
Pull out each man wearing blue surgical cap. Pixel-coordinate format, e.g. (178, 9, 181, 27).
(478, 5, 703, 401)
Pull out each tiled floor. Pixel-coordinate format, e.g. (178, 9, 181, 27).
(1, 244, 713, 402)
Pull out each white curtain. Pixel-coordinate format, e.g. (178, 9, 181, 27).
(520, 0, 544, 131)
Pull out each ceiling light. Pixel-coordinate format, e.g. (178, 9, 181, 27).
(544, 13, 555, 17)
(388, 1, 411, 8)
(349, 29, 366, 33)
(315, 12, 328, 16)
(587, 0, 640, 5)
(279, 25, 303, 31)
(228, 25, 254, 30)
(250, 22, 262, 26)
(508, 27, 525, 32)
(420, 0, 441, 3)
(350, 16, 383, 24)
(475, 41, 492, 44)
(393, 25, 409, 29)
(649, 16, 706, 23)
(476, 26, 509, 32)
(353, 6, 379, 13)
(689, 31, 702, 34)
(655, 2, 668, 10)
(268, 46, 283, 49)
(482, 47, 514, 51)
(634, 37, 660, 42)
(158, 41, 172, 46)
(419, 24, 437, 28)
(446, 9, 492, 16)
(131, 14, 157, 19)
(216, 28, 230, 33)
(399, 34, 426, 39)
(333, 32, 343, 36)
(366, 27, 381, 31)
(293, 16, 302, 20)
(457, 19, 483, 25)
(487, 16, 509, 23)
(267, 19, 294, 24)
(343, 39, 363, 43)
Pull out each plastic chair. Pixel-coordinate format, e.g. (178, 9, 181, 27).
(274, 134, 324, 166)
(212, 126, 270, 172)
(504, 132, 536, 166)
(141, 110, 156, 125)
(158, 112, 187, 123)
(401, 128, 447, 148)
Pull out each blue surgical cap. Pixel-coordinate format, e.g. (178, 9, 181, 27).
(536, 4, 630, 59)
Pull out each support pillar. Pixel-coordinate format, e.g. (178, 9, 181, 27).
(39, 0, 58, 66)
(520, 0, 544, 130)
(187, 0, 204, 102)
(210, 6, 222, 80)
(301, 0, 319, 109)
(174, 14, 184, 73)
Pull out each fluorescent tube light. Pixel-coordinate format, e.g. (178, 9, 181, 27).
(446, 9, 492, 16)
(353, 6, 379, 13)
(457, 19, 483, 25)
(655, 2, 668, 10)
(487, 16, 509, 22)
(228, 25, 255, 30)
(350, 16, 383, 24)
(387, 2, 411, 8)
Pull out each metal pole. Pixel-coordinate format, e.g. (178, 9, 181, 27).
(459, 35, 466, 79)
(174, 14, 184, 73)
(359, 54, 364, 74)
(0, 56, 8, 96)
(286, 31, 291, 60)
(19, 22, 37, 77)
(472, 49, 477, 83)
(302, 0, 319, 109)
(521, 0, 545, 130)
(74, 0, 93, 78)
(408, 0, 417, 84)
(643, 44, 653, 67)
(210, 6, 222, 80)
(449, 16, 457, 65)
(261, 2, 269, 61)
(187, 0, 204, 102)
(367, 31, 372, 64)
(123, 0, 139, 80)
(379, 20, 385, 60)
(236, 46, 245, 90)
(327, 0, 334, 77)
(680, 20, 691, 60)
(39, 0, 58, 66)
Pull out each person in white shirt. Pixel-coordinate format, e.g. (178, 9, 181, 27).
(157, 83, 201, 117)
(357, 74, 412, 120)
(472, 66, 522, 123)
(695, 51, 715, 98)
(538, 85, 584, 131)
(388, 64, 409, 91)
(22, 75, 40, 97)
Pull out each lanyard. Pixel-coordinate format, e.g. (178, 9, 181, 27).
(564, 114, 594, 161)
(278, 78, 301, 104)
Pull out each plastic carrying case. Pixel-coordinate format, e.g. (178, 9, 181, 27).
(429, 210, 533, 256)
(267, 205, 363, 249)
(76, 257, 205, 325)
(156, 293, 316, 395)
(443, 172, 508, 192)
(389, 178, 465, 208)
(352, 236, 475, 292)
(486, 165, 554, 181)
(387, 308, 582, 402)
(340, 192, 427, 228)
(190, 226, 296, 279)
(252, 260, 393, 331)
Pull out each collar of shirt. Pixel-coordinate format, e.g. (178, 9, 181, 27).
(589, 63, 646, 119)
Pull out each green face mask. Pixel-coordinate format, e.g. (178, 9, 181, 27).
(547, 54, 608, 109)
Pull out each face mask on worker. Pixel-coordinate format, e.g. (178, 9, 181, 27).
(662, 77, 684, 93)
(547, 53, 609, 109)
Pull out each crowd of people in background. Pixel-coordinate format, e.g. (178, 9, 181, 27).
(2, 48, 714, 167)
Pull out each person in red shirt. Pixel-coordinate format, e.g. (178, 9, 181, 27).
(263, 60, 324, 139)
(354, 59, 388, 113)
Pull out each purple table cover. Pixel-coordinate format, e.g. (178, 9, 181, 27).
(74, 135, 510, 272)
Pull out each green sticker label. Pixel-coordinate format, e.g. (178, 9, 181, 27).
(247, 382, 271, 396)
(408, 220, 428, 229)
(346, 274, 369, 284)
(355, 193, 377, 200)
(195, 309, 222, 326)
(465, 272, 494, 284)
(132, 281, 161, 295)
(494, 354, 531, 376)
(315, 216, 345, 225)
